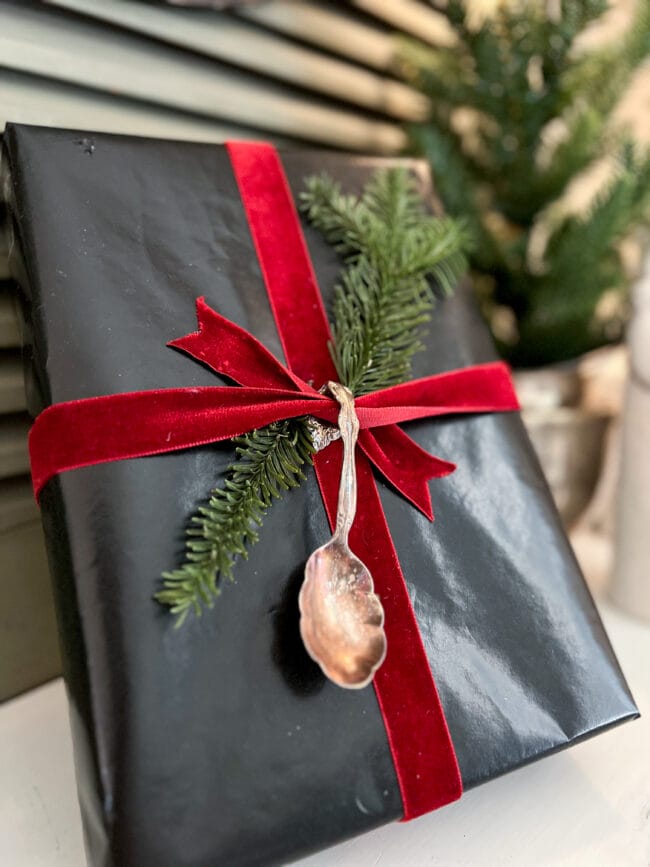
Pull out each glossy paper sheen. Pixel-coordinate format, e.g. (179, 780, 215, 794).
(3, 125, 637, 867)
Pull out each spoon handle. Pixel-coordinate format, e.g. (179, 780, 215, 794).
(327, 382, 359, 546)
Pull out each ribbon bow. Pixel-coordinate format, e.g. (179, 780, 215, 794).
(29, 296, 519, 509)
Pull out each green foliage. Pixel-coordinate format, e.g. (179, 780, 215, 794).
(158, 168, 469, 621)
(400, 0, 650, 366)
(301, 168, 469, 394)
(156, 420, 314, 625)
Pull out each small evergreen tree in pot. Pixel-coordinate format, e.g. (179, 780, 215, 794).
(399, 0, 650, 368)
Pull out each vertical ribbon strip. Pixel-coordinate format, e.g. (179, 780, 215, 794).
(226, 141, 463, 818)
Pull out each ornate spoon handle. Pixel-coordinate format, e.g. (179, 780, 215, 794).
(328, 381, 359, 546)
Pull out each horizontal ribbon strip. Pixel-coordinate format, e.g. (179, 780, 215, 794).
(29, 301, 517, 506)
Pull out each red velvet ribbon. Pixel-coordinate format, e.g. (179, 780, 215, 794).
(28, 141, 520, 821)
(29, 301, 516, 508)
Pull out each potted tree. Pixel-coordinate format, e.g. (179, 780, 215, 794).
(399, 0, 650, 524)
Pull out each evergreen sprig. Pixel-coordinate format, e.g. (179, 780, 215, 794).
(158, 168, 469, 622)
(156, 420, 313, 625)
(301, 168, 469, 395)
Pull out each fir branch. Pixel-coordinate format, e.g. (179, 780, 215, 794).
(409, 122, 502, 272)
(156, 419, 314, 624)
(562, 0, 650, 120)
(542, 141, 650, 294)
(511, 141, 650, 364)
(298, 173, 372, 259)
(530, 107, 606, 207)
(302, 168, 469, 395)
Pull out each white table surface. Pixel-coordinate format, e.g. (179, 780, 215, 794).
(1, 599, 648, 867)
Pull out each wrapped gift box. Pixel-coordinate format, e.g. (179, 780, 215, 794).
(2, 123, 637, 866)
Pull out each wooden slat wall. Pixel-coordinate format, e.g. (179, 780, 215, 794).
(0, 291, 20, 348)
(0, 0, 445, 153)
(48, 0, 430, 122)
(0, 282, 28, 482)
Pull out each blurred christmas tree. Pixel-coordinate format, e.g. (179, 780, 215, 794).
(400, 0, 650, 366)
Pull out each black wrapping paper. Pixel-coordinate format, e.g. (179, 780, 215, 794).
(3, 124, 638, 867)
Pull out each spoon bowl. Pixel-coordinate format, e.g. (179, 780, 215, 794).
(300, 539, 386, 688)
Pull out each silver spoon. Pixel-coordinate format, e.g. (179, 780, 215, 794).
(299, 381, 387, 689)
